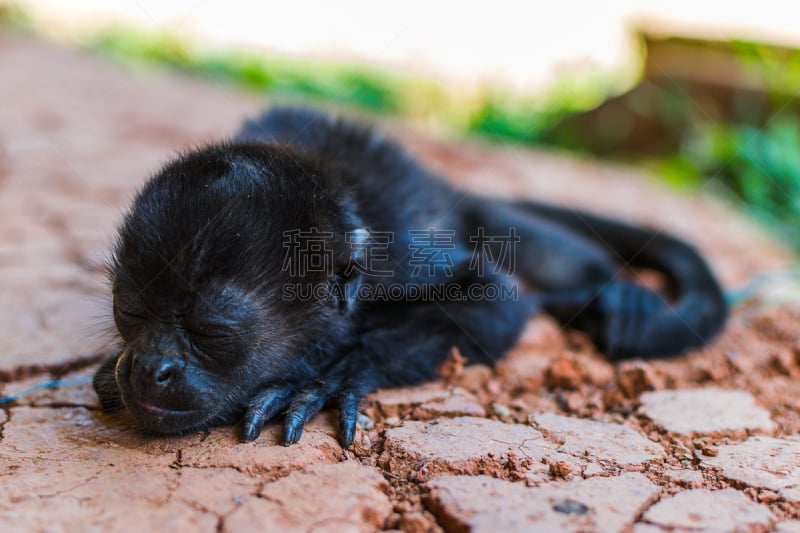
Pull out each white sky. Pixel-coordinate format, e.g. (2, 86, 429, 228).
(19, 0, 800, 91)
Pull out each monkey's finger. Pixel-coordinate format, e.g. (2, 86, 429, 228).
(283, 391, 326, 446)
(613, 284, 663, 359)
(242, 387, 293, 442)
(622, 286, 649, 359)
(603, 296, 624, 359)
(338, 389, 362, 449)
(616, 285, 639, 360)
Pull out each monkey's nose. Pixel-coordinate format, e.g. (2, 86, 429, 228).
(152, 359, 175, 386)
(132, 354, 182, 396)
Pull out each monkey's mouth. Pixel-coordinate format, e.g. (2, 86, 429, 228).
(124, 397, 214, 434)
(136, 400, 199, 416)
(113, 352, 218, 434)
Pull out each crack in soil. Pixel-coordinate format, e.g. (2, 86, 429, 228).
(0, 351, 108, 383)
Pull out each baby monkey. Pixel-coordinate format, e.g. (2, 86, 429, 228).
(94, 107, 727, 448)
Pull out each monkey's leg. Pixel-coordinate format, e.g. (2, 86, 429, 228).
(463, 198, 617, 290)
(538, 280, 670, 359)
(242, 274, 536, 448)
(466, 198, 725, 359)
(462, 199, 635, 353)
(510, 200, 726, 358)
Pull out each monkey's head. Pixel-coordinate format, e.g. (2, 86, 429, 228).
(106, 143, 366, 434)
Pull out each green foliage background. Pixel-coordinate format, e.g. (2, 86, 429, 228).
(2, 3, 798, 250)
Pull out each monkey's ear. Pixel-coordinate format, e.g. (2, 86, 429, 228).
(346, 227, 370, 266)
(330, 228, 369, 314)
(329, 269, 361, 314)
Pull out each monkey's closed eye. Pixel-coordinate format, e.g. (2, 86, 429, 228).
(112, 306, 149, 342)
(183, 319, 243, 341)
(113, 306, 148, 326)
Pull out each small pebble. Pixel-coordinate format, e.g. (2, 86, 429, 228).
(552, 499, 589, 515)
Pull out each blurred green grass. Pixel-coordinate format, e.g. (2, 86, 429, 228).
(87, 26, 800, 250)
(0, 4, 621, 148)
(660, 118, 800, 247)
(2, 4, 798, 250)
(655, 40, 800, 249)
(90, 27, 407, 114)
(83, 24, 618, 145)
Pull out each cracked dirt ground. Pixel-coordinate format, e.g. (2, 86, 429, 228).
(2, 32, 800, 532)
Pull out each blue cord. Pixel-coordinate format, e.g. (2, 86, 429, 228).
(0, 375, 93, 404)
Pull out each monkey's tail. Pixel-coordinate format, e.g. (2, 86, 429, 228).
(512, 200, 728, 357)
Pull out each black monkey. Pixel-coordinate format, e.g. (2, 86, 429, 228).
(93, 107, 727, 447)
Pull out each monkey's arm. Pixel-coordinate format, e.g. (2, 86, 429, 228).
(242, 275, 536, 448)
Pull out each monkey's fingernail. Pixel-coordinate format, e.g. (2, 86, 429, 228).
(338, 392, 360, 449)
(339, 416, 356, 449)
(340, 426, 355, 449)
(283, 424, 303, 446)
(242, 424, 259, 442)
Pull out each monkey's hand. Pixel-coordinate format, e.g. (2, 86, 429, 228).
(544, 281, 667, 360)
(241, 353, 375, 449)
(594, 281, 667, 359)
(93, 352, 125, 412)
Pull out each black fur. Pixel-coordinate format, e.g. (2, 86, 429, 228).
(94, 107, 727, 447)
